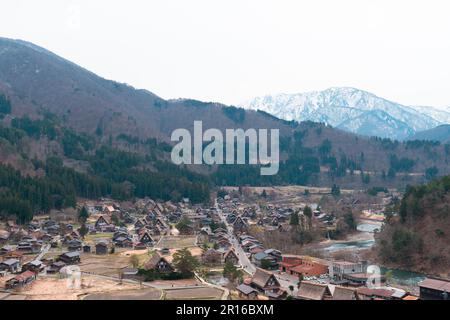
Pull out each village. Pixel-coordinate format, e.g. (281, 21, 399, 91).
(0, 187, 449, 301)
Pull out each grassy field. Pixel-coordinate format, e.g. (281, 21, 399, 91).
(157, 236, 197, 249)
(83, 233, 114, 245)
(79, 251, 150, 276)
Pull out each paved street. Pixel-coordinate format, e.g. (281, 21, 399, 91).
(215, 199, 299, 292)
(35, 244, 51, 261)
(215, 200, 256, 275)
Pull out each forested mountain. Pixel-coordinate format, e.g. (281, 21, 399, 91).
(375, 175, 450, 274)
(2, 37, 450, 222)
(409, 125, 450, 143)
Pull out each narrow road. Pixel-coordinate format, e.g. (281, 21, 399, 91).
(35, 244, 51, 261)
(215, 200, 256, 275)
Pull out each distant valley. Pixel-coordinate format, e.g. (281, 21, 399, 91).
(2, 37, 450, 221)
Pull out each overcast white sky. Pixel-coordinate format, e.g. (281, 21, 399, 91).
(1, 0, 450, 108)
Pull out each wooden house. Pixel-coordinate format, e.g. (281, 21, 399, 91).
(419, 278, 450, 300)
(331, 286, 359, 300)
(138, 230, 154, 245)
(95, 215, 114, 231)
(356, 287, 395, 300)
(0, 259, 20, 273)
(250, 268, 281, 294)
(47, 261, 66, 274)
(297, 282, 332, 300)
(236, 284, 259, 300)
(144, 253, 173, 273)
(114, 236, 133, 248)
(95, 241, 109, 255)
(5, 271, 36, 289)
(22, 260, 46, 273)
(67, 239, 82, 252)
(223, 249, 239, 265)
(59, 252, 81, 264)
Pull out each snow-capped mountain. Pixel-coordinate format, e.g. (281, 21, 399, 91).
(411, 105, 450, 125)
(240, 87, 444, 140)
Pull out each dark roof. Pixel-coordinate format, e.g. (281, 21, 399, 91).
(62, 251, 80, 258)
(96, 240, 109, 247)
(236, 284, 258, 295)
(25, 260, 43, 267)
(52, 261, 66, 267)
(1, 259, 19, 266)
(115, 236, 130, 242)
(253, 252, 269, 261)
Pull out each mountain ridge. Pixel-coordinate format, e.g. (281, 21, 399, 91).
(2, 37, 450, 194)
(240, 87, 446, 140)
(409, 124, 450, 143)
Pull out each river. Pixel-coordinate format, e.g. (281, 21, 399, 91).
(319, 221, 426, 287)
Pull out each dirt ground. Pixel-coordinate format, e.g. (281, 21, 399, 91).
(150, 279, 202, 287)
(79, 251, 149, 276)
(83, 288, 162, 300)
(164, 247, 203, 263)
(164, 287, 223, 300)
(15, 275, 153, 300)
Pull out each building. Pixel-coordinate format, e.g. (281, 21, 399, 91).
(114, 236, 133, 248)
(67, 239, 82, 252)
(250, 268, 281, 294)
(5, 271, 36, 289)
(342, 272, 385, 286)
(223, 250, 239, 265)
(419, 278, 450, 300)
(47, 261, 66, 274)
(95, 215, 114, 231)
(280, 255, 329, 277)
(329, 260, 367, 280)
(22, 260, 45, 273)
(59, 252, 81, 264)
(356, 287, 395, 300)
(236, 284, 259, 300)
(264, 249, 282, 261)
(297, 282, 332, 300)
(0, 259, 20, 273)
(233, 216, 248, 234)
(0, 245, 16, 256)
(144, 253, 174, 273)
(138, 231, 154, 245)
(331, 286, 359, 300)
(95, 241, 109, 255)
(253, 252, 278, 269)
